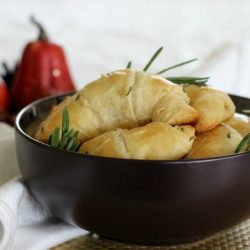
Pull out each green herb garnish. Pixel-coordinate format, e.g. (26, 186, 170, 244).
(126, 61, 132, 69)
(235, 133, 250, 153)
(125, 87, 132, 96)
(166, 76, 209, 86)
(126, 47, 209, 86)
(62, 107, 69, 134)
(75, 94, 80, 101)
(143, 46, 163, 72)
(51, 127, 60, 147)
(243, 110, 250, 116)
(48, 107, 81, 152)
(156, 58, 198, 74)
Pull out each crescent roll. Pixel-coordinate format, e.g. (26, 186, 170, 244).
(225, 113, 250, 137)
(79, 122, 195, 160)
(35, 69, 198, 143)
(184, 85, 235, 133)
(187, 124, 242, 159)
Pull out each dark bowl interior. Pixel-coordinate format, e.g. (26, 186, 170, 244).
(15, 92, 250, 245)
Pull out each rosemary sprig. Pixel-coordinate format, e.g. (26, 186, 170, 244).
(243, 110, 250, 116)
(62, 107, 69, 134)
(143, 46, 163, 71)
(126, 61, 132, 69)
(166, 76, 209, 86)
(51, 127, 60, 147)
(156, 58, 198, 74)
(48, 107, 81, 152)
(60, 129, 74, 149)
(126, 46, 209, 86)
(235, 133, 250, 153)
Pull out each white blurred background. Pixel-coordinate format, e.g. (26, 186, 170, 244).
(1, 0, 250, 96)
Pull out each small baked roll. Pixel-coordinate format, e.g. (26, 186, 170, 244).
(186, 124, 242, 159)
(152, 86, 198, 125)
(35, 69, 198, 143)
(79, 122, 195, 160)
(184, 85, 235, 133)
(225, 113, 250, 137)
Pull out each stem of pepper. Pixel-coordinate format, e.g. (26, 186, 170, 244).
(30, 16, 49, 41)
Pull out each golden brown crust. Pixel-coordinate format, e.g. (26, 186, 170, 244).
(153, 85, 199, 125)
(184, 85, 235, 133)
(79, 122, 195, 160)
(186, 124, 242, 159)
(225, 113, 250, 137)
(35, 69, 198, 143)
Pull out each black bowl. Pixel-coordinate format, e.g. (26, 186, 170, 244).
(15, 93, 250, 245)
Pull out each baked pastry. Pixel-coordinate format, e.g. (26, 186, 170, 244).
(186, 124, 242, 159)
(184, 85, 235, 133)
(79, 122, 195, 160)
(225, 113, 250, 137)
(35, 69, 198, 143)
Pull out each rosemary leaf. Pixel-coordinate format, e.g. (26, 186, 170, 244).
(166, 76, 209, 86)
(125, 87, 132, 96)
(143, 47, 163, 72)
(60, 133, 69, 149)
(235, 133, 250, 153)
(63, 129, 74, 139)
(157, 58, 198, 75)
(51, 127, 60, 148)
(72, 130, 79, 139)
(126, 61, 132, 69)
(62, 108, 69, 134)
(48, 107, 81, 152)
(75, 94, 80, 101)
(243, 110, 250, 116)
(61, 130, 80, 150)
(66, 137, 76, 151)
(61, 129, 74, 149)
(71, 141, 81, 152)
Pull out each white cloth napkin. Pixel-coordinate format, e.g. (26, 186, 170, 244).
(0, 123, 86, 250)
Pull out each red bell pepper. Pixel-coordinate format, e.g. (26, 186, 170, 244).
(11, 17, 76, 111)
(0, 82, 9, 112)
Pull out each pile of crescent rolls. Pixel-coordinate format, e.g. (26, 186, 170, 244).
(34, 69, 250, 160)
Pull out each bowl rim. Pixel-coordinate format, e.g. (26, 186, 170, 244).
(15, 92, 250, 165)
